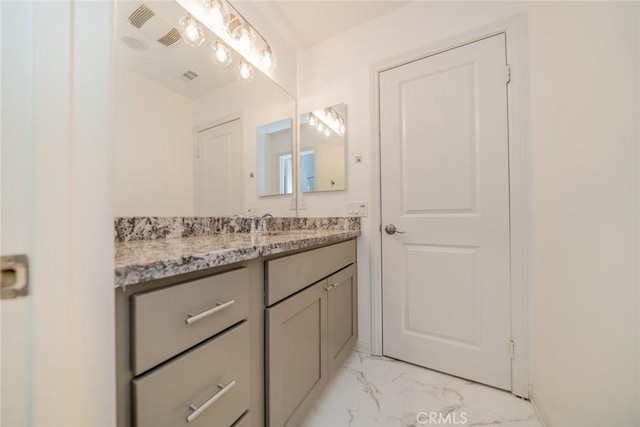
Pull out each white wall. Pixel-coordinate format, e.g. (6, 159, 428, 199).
(527, 2, 639, 425)
(297, 1, 639, 425)
(113, 63, 196, 216)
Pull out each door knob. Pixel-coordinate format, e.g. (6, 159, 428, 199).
(384, 224, 406, 235)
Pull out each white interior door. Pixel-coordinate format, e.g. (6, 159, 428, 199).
(380, 34, 511, 390)
(196, 119, 243, 215)
(2, 1, 115, 425)
(1, 3, 33, 423)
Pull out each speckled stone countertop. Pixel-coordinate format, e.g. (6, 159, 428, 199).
(115, 229, 360, 288)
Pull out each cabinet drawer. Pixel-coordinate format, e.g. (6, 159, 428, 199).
(266, 239, 356, 306)
(133, 322, 250, 427)
(132, 268, 249, 375)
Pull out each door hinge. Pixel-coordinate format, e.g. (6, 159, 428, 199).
(509, 339, 515, 359)
(506, 64, 511, 84)
(195, 144, 200, 159)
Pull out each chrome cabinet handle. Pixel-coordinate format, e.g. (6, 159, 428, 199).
(186, 380, 236, 423)
(324, 282, 341, 292)
(185, 299, 235, 325)
(384, 224, 406, 235)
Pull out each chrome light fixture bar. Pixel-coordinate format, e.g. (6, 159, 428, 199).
(175, 0, 276, 81)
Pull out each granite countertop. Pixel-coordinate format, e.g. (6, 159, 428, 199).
(115, 229, 360, 288)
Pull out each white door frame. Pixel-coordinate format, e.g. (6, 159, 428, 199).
(369, 14, 532, 398)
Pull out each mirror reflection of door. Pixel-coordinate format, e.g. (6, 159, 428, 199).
(279, 154, 293, 194)
(257, 118, 293, 196)
(196, 119, 243, 215)
(299, 150, 316, 192)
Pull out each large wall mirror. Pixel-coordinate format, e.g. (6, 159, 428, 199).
(299, 104, 347, 193)
(113, 0, 295, 217)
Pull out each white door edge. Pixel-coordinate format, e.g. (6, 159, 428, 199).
(368, 13, 533, 399)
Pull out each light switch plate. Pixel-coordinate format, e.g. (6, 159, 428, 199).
(289, 198, 296, 210)
(357, 201, 368, 217)
(299, 196, 307, 210)
(347, 202, 356, 215)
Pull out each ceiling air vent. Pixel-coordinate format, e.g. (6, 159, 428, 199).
(181, 70, 199, 81)
(157, 28, 181, 47)
(128, 4, 155, 29)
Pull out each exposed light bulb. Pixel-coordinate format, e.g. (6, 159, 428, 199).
(260, 45, 276, 72)
(236, 58, 254, 82)
(233, 22, 252, 53)
(178, 15, 205, 47)
(210, 39, 232, 66)
(324, 128, 331, 138)
(204, 0, 225, 30)
(307, 114, 318, 128)
(339, 122, 346, 135)
(317, 123, 325, 133)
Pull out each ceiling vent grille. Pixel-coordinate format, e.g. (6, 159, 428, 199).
(157, 28, 182, 47)
(181, 70, 199, 81)
(128, 4, 155, 29)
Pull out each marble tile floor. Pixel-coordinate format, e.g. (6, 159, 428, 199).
(301, 351, 541, 427)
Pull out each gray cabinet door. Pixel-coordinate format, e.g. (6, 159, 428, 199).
(326, 264, 358, 377)
(266, 280, 328, 427)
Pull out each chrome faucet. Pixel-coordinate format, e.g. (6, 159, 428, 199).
(258, 213, 274, 232)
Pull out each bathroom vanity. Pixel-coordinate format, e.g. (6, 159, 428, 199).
(115, 219, 359, 427)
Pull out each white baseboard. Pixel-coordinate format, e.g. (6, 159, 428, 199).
(530, 387, 552, 427)
(354, 339, 371, 354)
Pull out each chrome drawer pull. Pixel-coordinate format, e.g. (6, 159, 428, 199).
(324, 283, 340, 292)
(331, 282, 342, 288)
(186, 299, 235, 325)
(186, 380, 236, 423)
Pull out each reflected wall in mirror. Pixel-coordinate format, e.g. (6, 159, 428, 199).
(299, 104, 347, 193)
(257, 118, 293, 197)
(113, 0, 295, 217)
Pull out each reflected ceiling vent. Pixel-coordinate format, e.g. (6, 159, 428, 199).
(181, 70, 199, 81)
(157, 28, 181, 47)
(128, 4, 155, 29)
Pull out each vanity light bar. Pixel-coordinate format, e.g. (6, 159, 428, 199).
(175, 0, 276, 76)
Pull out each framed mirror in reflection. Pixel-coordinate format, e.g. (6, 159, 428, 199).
(299, 104, 347, 193)
(257, 118, 294, 197)
(113, 0, 295, 217)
